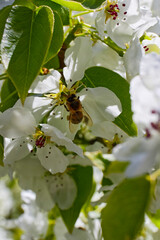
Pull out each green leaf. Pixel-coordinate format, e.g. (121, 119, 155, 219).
(45, 11, 63, 63)
(33, 0, 69, 25)
(59, 165, 93, 232)
(83, 67, 137, 136)
(51, 0, 91, 11)
(29, 0, 65, 62)
(44, 54, 60, 69)
(82, 0, 105, 9)
(13, 0, 36, 9)
(101, 176, 151, 240)
(0, 78, 19, 112)
(0, 6, 12, 44)
(1, 5, 54, 103)
(0, 136, 4, 166)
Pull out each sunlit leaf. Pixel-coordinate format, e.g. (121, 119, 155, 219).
(102, 176, 150, 240)
(83, 67, 137, 136)
(1, 5, 54, 103)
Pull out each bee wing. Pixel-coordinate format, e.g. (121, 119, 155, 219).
(69, 121, 80, 133)
(82, 109, 93, 127)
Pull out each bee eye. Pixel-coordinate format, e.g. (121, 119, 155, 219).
(67, 94, 76, 102)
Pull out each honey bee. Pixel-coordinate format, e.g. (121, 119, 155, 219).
(65, 94, 92, 133)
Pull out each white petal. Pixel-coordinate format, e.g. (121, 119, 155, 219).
(37, 144, 69, 174)
(95, 10, 106, 38)
(124, 38, 144, 81)
(134, 17, 158, 39)
(15, 96, 53, 124)
(113, 137, 160, 177)
(68, 154, 92, 166)
(47, 105, 76, 140)
(91, 41, 125, 77)
(130, 75, 159, 130)
(14, 156, 54, 211)
(106, 21, 133, 48)
(0, 107, 36, 138)
(79, 87, 122, 123)
(4, 137, 33, 164)
(63, 37, 92, 87)
(46, 173, 77, 210)
(65, 228, 93, 240)
(41, 124, 83, 157)
(151, 0, 160, 17)
(91, 121, 128, 141)
(29, 69, 61, 93)
(140, 53, 160, 90)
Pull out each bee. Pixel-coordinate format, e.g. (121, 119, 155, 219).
(65, 94, 92, 133)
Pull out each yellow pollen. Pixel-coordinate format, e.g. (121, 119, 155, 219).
(104, 0, 119, 22)
(45, 81, 81, 106)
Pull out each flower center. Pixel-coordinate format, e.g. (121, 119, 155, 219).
(45, 81, 80, 106)
(105, 1, 120, 21)
(33, 129, 50, 148)
(145, 110, 160, 138)
(104, 1, 127, 23)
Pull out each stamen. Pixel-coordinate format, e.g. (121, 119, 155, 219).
(35, 136, 46, 148)
(145, 128, 151, 138)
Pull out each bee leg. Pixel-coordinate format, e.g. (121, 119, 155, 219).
(64, 104, 69, 112)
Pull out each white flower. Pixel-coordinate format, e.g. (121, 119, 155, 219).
(0, 107, 83, 174)
(113, 53, 160, 177)
(124, 33, 160, 81)
(113, 136, 160, 177)
(0, 181, 13, 218)
(17, 66, 122, 139)
(54, 217, 97, 240)
(130, 53, 160, 132)
(90, 40, 126, 78)
(124, 37, 144, 81)
(63, 37, 93, 88)
(14, 155, 78, 211)
(95, 0, 141, 48)
(16, 190, 48, 240)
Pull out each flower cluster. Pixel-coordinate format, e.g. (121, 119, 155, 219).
(1, 0, 160, 239)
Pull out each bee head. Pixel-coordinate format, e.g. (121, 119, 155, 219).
(67, 94, 77, 102)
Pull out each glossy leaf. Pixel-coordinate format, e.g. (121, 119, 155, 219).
(13, 0, 36, 9)
(59, 165, 93, 233)
(0, 6, 12, 44)
(45, 11, 63, 63)
(30, 1, 64, 62)
(1, 5, 54, 103)
(102, 176, 150, 240)
(33, 0, 69, 25)
(82, 0, 105, 9)
(51, 0, 91, 11)
(0, 78, 19, 112)
(83, 67, 137, 136)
